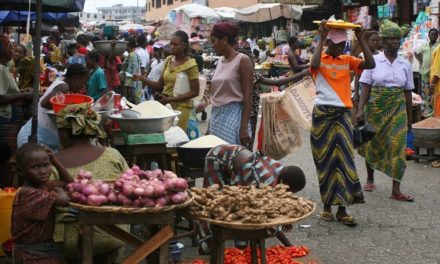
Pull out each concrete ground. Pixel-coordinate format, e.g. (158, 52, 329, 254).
(179, 121, 440, 264)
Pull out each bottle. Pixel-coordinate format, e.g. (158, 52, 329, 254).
(186, 118, 200, 140)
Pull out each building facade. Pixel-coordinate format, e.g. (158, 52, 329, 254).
(98, 4, 146, 22)
(145, 0, 257, 21)
(75, 12, 110, 22)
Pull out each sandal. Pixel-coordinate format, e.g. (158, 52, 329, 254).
(390, 193, 414, 202)
(431, 160, 440, 168)
(319, 211, 334, 221)
(336, 215, 357, 227)
(363, 183, 376, 192)
(197, 235, 212, 255)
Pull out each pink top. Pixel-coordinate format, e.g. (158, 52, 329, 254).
(211, 53, 246, 107)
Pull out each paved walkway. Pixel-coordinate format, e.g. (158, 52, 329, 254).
(182, 127, 440, 264)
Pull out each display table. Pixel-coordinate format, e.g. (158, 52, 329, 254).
(210, 224, 271, 264)
(77, 209, 174, 264)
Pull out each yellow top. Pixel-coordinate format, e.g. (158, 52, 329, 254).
(162, 55, 199, 108)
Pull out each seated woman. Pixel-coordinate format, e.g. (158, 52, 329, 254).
(52, 103, 128, 263)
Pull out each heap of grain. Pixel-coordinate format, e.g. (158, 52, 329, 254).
(180, 135, 227, 149)
(413, 117, 440, 129)
(131, 101, 175, 118)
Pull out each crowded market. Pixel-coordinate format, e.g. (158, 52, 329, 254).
(1, 0, 440, 263)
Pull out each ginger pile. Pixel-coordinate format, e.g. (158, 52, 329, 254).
(189, 184, 314, 224)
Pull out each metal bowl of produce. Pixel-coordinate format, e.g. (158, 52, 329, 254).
(93, 40, 128, 56)
(109, 111, 181, 134)
(176, 142, 211, 168)
(92, 91, 115, 111)
(120, 109, 141, 119)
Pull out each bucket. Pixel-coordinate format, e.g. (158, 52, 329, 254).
(50, 94, 94, 113)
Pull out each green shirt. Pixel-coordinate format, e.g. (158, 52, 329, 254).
(87, 67, 107, 101)
(416, 41, 439, 82)
(0, 64, 20, 119)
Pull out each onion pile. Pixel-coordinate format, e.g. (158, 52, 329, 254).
(66, 166, 189, 208)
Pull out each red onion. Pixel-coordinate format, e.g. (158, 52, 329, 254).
(143, 186, 154, 197)
(122, 198, 133, 206)
(82, 184, 99, 196)
(79, 194, 88, 204)
(170, 192, 188, 204)
(153, 185, 166, 197)
(155, 197, 168, 207)
(174, 178, 188, 191)
(125, 169, 134, 176)
(78, 170, 93, 180)
(142, 197, 155, 207)
(66, 183, 75, 193)
(73, 182, 83, 192)
(163, 179, 175, 191)
(117, 193, 128, 204)
(108, 191, 118, 203)
(99, 183, 111, 196)
(133, 198, 142, 207)
(133, 187, 144, 196)
(163, 170, 177, 179)
(123, 185, 134, 197)
(80, 179, 89, 186)
(70, 192, 82, 202)
(87, 194, 108, 206)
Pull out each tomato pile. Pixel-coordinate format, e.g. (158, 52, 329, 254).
(221, 245, 310, 264)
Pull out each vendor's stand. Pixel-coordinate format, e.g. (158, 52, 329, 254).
(168, 3, 220, 37)
(0, 0, 86, 144)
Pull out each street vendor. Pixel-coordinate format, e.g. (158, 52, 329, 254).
(204, 144, 306, 192)
(310, 21, 374, 226)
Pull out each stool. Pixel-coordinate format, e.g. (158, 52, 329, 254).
(210, 225, 270, 264)
(413, 139, 440, 163)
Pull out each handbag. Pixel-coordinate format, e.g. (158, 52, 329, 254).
(353, 122, 376, 148)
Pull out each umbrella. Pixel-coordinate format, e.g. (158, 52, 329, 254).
(235, 3, 295, 23)
(120, 23, 144, 33)
(0, 0, 85, 144)
(214, 7, 238, 20)
(173, 3, 220, 19)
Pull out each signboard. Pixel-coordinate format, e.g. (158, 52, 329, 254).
(259, 0, 324, 4)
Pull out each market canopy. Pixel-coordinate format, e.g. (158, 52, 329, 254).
(235, 3, 302, 23)
(0, 10, 79, 26)
(214, 7, 238, 20)
(259, 0, 324, 4)
(173, 3, 220, 19)
(0, 0, 84, 12)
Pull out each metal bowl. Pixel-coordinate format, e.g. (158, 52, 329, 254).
(92, 91, 115, 111)
(93, 40, 128, 56)
(109, 111, 181, 134)
(120, 109, 141, 119)
(97, 110, 112, 126)
(412, 127, 440, 141)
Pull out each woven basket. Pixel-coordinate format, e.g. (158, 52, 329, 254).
(69, 191, 193, 214)
(186, 202, 316, 230)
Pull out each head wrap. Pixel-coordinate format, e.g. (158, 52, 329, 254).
(379, 19, 402, 38)
(56, 103, 106, 139)
(327, 29, 348, 44)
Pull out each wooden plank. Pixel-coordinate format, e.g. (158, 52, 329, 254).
(78, 210, 175, 225)
(97, 225, 144, 247)
(121, 225, 173, 264)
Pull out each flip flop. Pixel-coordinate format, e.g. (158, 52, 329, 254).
(431, 160, 440, 168)
(390, 193, 414, 202)
(319, 211, 335, 221)
(336, 215, 357, 227)
(363, 183, 376, 192)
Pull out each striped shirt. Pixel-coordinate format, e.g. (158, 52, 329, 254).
(204, 144, 284, 188)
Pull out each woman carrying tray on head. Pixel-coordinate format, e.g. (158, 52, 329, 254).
(51, 103, 129, 263)
(310, 20, 375, 227)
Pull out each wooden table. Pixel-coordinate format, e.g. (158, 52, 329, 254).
(77, 209, 175, 264)
(209, 225, 272, 264)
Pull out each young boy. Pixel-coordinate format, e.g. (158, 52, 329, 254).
(85, 50, 108, 101)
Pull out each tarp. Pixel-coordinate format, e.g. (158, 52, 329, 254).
(173, 3, 220, 19)
(214, 7, 238, 19)
(0, 0, 85, 12)
(235, 3, 297, 23)
(0, 11, 78, 26)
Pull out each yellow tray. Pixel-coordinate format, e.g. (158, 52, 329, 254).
(313, 20, 361, 29)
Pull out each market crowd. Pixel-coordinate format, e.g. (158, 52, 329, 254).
(0, 16, 439, 263)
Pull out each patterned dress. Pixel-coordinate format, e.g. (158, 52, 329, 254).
(204, 144, 283, 188)
(51, 148, 129, 260)
(12, 186, 65, 264)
